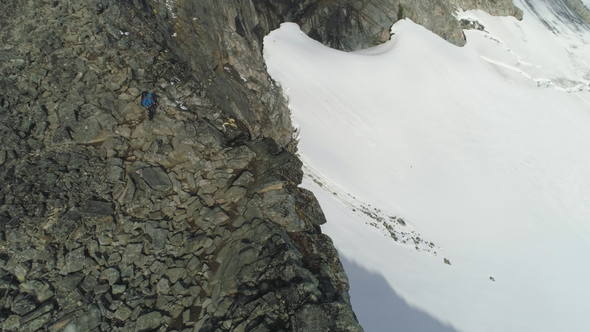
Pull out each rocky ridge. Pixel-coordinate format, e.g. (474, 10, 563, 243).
(1, 0, 523, 331)
(264, 0, 523, 50)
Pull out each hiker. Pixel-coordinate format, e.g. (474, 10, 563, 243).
(141, 91, 158, 120)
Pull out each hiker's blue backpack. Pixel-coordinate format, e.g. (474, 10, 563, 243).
(141, 92, 156, 108)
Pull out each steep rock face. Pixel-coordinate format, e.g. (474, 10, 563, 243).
(526, 0, 590, 27)
(565, 0, 590, 24)
(144, 0, 295, 148)
(451, 0, 523, 18)
(266, 0, 523, 50)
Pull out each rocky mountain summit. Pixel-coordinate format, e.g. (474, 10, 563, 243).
(1, 0, 527, 331)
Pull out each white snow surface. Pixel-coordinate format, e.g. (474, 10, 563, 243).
(264, 1, 590, 331)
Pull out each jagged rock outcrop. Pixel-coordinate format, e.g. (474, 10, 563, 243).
(0, 0, 524, 331)
(522, 0, 590, 28)
(451, 0, 523, 18)
(259, 0, 523, 50)
(564, 0, 590, 24)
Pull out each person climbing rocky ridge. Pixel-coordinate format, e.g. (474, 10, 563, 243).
(1, 0, 525, 331)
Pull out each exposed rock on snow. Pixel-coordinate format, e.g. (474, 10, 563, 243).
(304, 166, 440, 256)
(273, 0, 522, 50)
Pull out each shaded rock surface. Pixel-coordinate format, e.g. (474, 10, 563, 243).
(256, 0, 522, 50)
(0, 0, 523, 331)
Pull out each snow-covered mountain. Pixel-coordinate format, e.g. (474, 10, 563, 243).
(264, 0, 590, 331)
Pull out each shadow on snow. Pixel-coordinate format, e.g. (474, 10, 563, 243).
(341, 256, 459, 332)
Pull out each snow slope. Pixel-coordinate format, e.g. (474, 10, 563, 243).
(265, 1, 590, 331)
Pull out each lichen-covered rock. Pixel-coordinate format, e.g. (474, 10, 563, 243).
(136, 311, 163, 331)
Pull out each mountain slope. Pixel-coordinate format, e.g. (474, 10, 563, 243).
(0, 1, 371, 331)
(264, 0, 590, 331)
